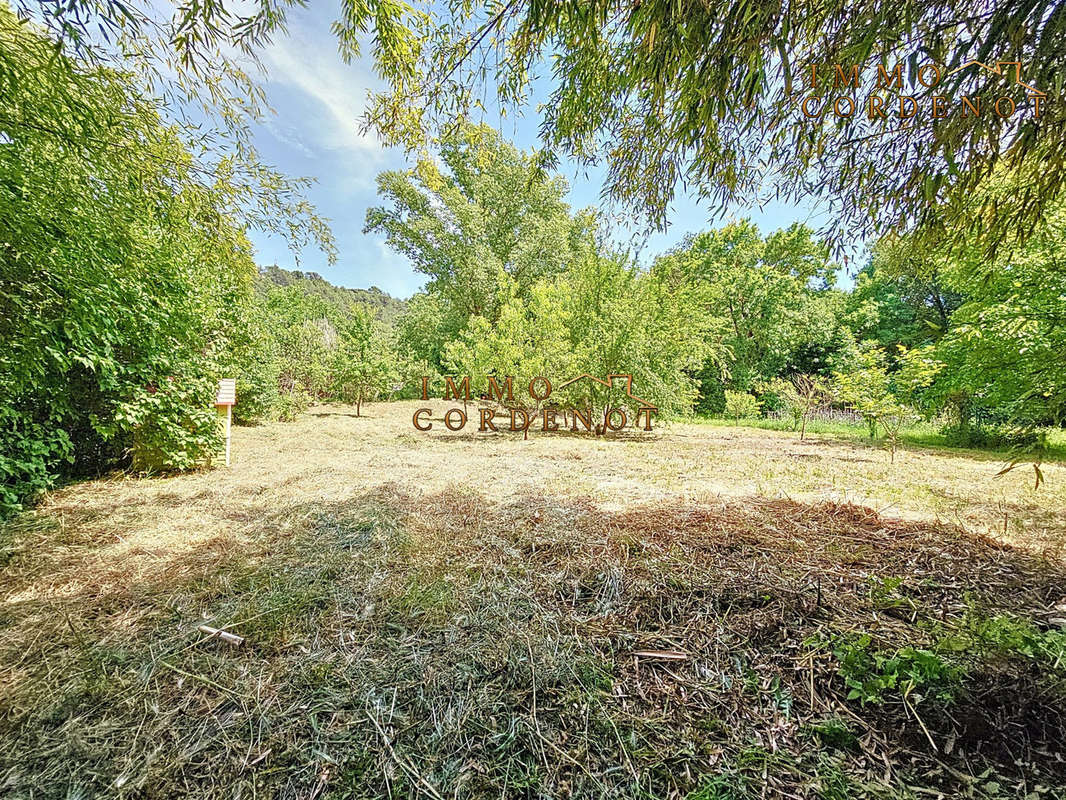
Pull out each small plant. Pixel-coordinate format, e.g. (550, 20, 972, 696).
(831, 633, 961, 706)
(277, 383, 312, 422)
(804, 718, 858, 751)
(867, 575, 916, 613)
(724, 390, 762, 423)
(767, 374, 828, 440)
(939, 609, 1066, 668)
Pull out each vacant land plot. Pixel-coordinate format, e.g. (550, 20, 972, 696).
(1, 401, 1064, 798)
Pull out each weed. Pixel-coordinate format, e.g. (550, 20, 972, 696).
(830, 634, 961, 706)
(804, 718, 858, 751)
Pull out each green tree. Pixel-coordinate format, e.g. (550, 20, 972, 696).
(41, 2, 1066, 253)
(653, 221, 847, 408)
(724, 391, 761, 423)
(365, 123, 583, 326)
(332, 310, 395, 416)
(0, 8, 335, 513)
(768, 374, 829, 441)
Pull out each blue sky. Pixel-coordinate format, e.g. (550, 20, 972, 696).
(246, 4, 857, 298)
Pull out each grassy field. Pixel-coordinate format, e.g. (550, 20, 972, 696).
(696, 416, 1066, 463)
(1, 400, 1064, 798)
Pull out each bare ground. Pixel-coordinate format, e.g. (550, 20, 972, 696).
(1, 401, 1064, 799)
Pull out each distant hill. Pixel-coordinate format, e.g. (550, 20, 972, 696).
(257, 265, 407, 326)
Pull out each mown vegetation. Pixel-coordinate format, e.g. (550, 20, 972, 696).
(2, 2, 1066, 796)
(1, 406, 1063, 799)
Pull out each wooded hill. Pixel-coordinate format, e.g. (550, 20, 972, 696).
(256, 266, 407, 326)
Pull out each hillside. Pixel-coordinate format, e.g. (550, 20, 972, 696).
(257, 265, 407, 325)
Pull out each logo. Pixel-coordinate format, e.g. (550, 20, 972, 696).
(798, 59, 1046, 121)
(413, 374, 659, 435)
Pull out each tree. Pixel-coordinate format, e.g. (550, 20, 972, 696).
(332, 311, 394, 417)
(361, 0, 1065, 254)
(652, 221, 848, 409)
(833, 349, 896, 441)
(771, 374, 829, 441)
(40, 2, 1066, 253)
(833, 346, 936, 461)
(0, 8, 338, 513)
(868, 190, 1066, 448)
(846, 250, 963, 361)
(724, 391, 761, 424)
(365, 123, 583, 326)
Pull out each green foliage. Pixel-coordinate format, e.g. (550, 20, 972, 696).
(257, 266, 406, 326)
(276, 385, 311, 423)
(938, 610, 1066, 670)
(37, 1, 1066, 258)
(830, 634, 961, 707)
(332, 310, 395, 416)
(0, 8, 331, 513)
(118, 376, 224, 472)
(352, 0, 1066, 259)
(831, 346, 935, 461)
(0, 412, 73, 516)
(723, 391, 761, 423)
(653, 222, 848, 409)
(803, 718, 858, 751)
(378, 127, 714, 419)
(365, 123, 580, 329)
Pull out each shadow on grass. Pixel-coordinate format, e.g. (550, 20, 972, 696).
(1, 487, 1064, 798)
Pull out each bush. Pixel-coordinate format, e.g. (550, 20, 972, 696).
(941, 421, 1039, 451)
(0, 411, 73, 517)
(116, 375, 225, 473)
(277, 387, 312, 423)
(723, 390, 762, 422)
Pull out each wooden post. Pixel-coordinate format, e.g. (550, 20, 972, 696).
(215, 378, 236, 467)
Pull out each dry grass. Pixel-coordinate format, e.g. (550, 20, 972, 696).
(1, 401, 1064, 799)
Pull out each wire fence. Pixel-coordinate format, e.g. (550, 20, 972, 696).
(766, 404, 866, 425)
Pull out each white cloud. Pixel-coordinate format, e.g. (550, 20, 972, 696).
(261, 26, 386, 163)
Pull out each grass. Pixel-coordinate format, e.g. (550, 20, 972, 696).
(1, 400, 1065, 798)
(696, 415, 1066, 462)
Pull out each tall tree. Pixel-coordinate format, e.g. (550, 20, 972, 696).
(653, 222, 848, 403)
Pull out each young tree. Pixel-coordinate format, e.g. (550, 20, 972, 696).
(332, 311, 394, 417)
(771, 374, 829, 441)
(833, 346, 936, 462)
(724, 391, 762, 424)
(833, 349, 894, 441)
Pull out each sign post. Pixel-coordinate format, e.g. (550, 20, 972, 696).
(215, 378, 236, 466)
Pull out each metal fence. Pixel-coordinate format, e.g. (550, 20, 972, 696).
(766, 404, 866, 425)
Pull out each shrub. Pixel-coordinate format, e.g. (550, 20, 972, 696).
(723, 390, 762, 422)
(115, 374, 225, 473)
(0, 411, 73, 517)
(277, 386, 312, 423)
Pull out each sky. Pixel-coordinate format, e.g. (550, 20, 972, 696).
(245, 3, 856, 299)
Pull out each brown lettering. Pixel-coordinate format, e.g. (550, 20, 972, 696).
(444, 408, 467, 431)
(876, 64, 903, 90)
(994, 96, 1016, 118)
(444, 376, 470, 401)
